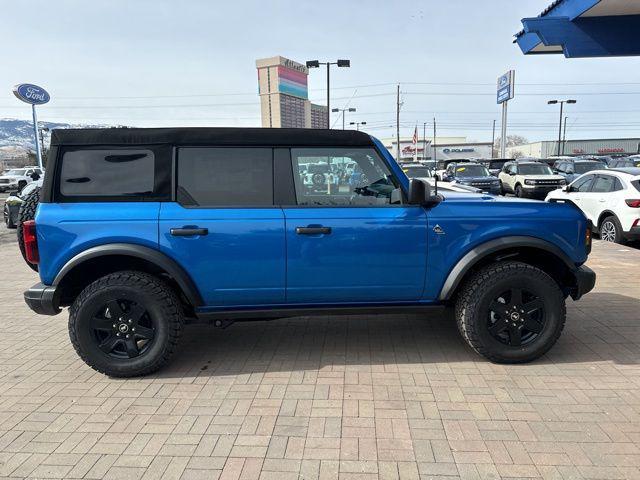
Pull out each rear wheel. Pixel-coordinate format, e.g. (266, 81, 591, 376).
(17, 186, 40, 271)
(69, 271, 184, 377)
(455, 262, 566, 363)
(600, 215, 623, 244)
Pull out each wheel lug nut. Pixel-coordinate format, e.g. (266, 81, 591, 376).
(116, 333, 120, 336)
(126, 334, 130, 339)
(128, 319, 132, 323)
(132, 328, 135, 332)
(112, 324, 116, 328)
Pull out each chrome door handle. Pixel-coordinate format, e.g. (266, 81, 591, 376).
(170, 227, 209, 236)
(296, 226, 332, 235)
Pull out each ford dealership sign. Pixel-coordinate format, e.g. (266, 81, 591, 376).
(13, 83, 50, 105)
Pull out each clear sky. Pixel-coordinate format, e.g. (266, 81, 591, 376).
(2, 0, 640, 142)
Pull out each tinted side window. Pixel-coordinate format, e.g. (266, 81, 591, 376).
(177, 147, 273, 207)
(290, 147, 401, 206)
(60, 149, 155, 198)
(573, 175, 594, 192)
(591, 175, 616, 193)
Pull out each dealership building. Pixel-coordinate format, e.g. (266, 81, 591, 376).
(256, 56, 327, 129)
(506, 138, 640, 159)
(382, 136, 492, 163)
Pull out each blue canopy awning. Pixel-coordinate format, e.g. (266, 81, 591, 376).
(515, 0, 640, 58)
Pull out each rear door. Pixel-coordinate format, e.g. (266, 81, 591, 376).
(159, 147, 285, 307)
(282, 147, 428, 304)
(581, 174, 621, 223)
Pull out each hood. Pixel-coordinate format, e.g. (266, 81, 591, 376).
(520, 174, 565, 181)
(454, 176, 499, 183)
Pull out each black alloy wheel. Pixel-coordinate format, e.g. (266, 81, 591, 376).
(486, 287, 545, 347)
(91, 299, 156, 359)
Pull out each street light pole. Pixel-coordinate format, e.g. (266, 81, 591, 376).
(306, 59, 351, 129)
(548, 99, 576, 156)
(331, 107, 356, 130)
(349, 121, 366, 131)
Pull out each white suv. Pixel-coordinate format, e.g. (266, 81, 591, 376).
(546, 168, 640, 244)
(498, 161, 566, 199)
(0, 166, 43, 192)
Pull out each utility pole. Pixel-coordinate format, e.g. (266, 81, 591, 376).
(396, 84, 401, 162)
(433, 117, 437, 165)
(562, 116, 568, 155)
(491, 120, 496, 159)
(422, 122, 427, 162)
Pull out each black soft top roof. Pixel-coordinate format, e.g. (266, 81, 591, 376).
(50, 127, 375, 147)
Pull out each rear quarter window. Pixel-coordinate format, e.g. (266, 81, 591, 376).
(632, 180, 640, 193)
(56, 146, 171, 201)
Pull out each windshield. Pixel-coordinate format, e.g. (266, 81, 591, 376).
(519, 164, 553, 175)
(454, 165, 490, 177)
(575, 162, 606, 174)
(403, 167, 432, 178)
(6, 169, 26, 176)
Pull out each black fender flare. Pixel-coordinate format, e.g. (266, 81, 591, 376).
(438, 236, 577, 301)
(53, 243, 203, 307)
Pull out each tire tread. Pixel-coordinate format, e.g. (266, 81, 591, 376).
(455, 261, 566, 364)
(68, 270, 183, 377)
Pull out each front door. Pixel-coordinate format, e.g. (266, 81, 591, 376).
(283, 147, 428, 304)
(159, 147, 285, 307)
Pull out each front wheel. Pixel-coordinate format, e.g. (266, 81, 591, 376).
(455, 261, 566, 363)
(69, 271, 184, 377)
(515, 185, 524, 198)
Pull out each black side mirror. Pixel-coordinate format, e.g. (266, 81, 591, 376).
(408, 179, 440, 207)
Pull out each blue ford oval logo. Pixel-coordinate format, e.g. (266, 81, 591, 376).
(12, 84, 50, 105)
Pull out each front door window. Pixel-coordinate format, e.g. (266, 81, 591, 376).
(290, 148, 402, 206)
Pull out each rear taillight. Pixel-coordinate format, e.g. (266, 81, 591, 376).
(585, 223, 592, 254)
(22, 220, 39, 264)
(626, 199, 640, 208)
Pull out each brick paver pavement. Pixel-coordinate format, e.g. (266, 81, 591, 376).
(0, 240, 639, 479)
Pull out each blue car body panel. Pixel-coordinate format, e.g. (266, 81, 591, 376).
(158, 203, 286, 306)
(423, 194, 588, 300)
(283, 206, 428, 303)
(36, 202, 161, 285)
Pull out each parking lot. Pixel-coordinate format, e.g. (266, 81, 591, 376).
(0, 239, 637, 480)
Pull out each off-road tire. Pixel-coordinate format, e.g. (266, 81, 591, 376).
(455, 261, 566, 364)
(69, 271, 184, 377)
(16, 186, 40, 272)
(600, 215, 624, 244)
(499, 181, 506, 196)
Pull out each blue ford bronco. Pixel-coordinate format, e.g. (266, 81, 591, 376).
(23, 128, 595, 377)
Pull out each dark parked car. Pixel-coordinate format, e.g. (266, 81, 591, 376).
(24, 127, 595, 376)
(608, 157, 640, 168)
(479, 159, 509, 177)
(552, 159, 608, 183)
(402, 163, 434, 179)
(442, 162, 501, 194)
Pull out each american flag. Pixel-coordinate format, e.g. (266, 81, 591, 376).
(412, 126, 418, 145)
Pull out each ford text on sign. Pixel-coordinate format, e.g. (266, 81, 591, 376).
(13, 84, 50, 105)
